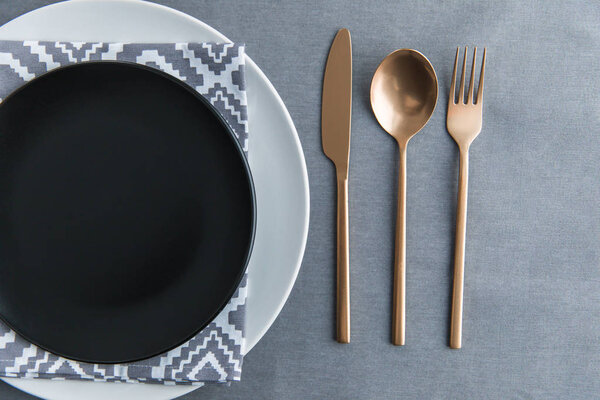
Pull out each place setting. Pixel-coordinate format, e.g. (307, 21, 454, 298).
(1, 1, 597, 400)
(0, 2, 485, 398)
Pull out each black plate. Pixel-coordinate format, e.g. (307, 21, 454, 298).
(0, 62, 255, 364)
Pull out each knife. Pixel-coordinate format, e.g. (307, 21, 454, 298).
(322, 28, 352, 344)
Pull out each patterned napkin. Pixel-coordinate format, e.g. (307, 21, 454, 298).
(0, 41, 249, 385)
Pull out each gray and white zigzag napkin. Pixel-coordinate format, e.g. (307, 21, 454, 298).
(0, 41, 249, 385)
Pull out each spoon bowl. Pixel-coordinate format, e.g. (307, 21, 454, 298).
(371, 49, 438, 144)
(370, 49, 438, 346)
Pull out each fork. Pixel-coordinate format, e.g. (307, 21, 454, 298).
(447, 46, 486, 349)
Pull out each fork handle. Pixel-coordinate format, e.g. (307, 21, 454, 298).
(450, 148, 469, 349)
(336, 174, 350, 343)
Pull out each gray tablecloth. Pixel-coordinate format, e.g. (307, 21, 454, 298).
(1, 0, 599, 399)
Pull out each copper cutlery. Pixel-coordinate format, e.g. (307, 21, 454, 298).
(447, 46, 486, 349)
(322, 28, 352, 344)
(370, 50, 438, 345)
(323, 37, 486, 348)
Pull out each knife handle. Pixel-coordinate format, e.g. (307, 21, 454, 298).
(336, 175, 350, 343)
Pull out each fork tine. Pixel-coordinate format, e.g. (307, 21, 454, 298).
(476, 48, 486, 104)
(458, 46, 467, 103)
(449, 47, 459, 104)
(467, 47, 477, 104)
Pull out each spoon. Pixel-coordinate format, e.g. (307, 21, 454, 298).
(370, 49, 438, 346)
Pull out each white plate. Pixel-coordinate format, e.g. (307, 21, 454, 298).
(0, 0, 310, 399)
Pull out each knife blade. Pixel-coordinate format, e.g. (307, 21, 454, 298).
(322, 28, 352, 174)
(321, 28, 352, 344)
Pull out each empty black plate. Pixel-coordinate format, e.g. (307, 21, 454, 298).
(0, 62, 255, 363)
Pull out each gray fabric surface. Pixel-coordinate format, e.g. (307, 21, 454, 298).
(1, 0, 599, 399)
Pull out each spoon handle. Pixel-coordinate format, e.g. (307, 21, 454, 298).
(336, 174, 350, 343)
(450, 147, 469, 349)
(392, 144, 407, 346)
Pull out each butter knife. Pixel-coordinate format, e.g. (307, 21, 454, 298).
(322, 28, 352, 344)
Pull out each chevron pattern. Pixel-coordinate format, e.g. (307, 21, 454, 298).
(0, 41, 249, 385)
